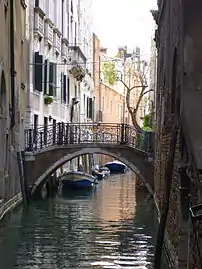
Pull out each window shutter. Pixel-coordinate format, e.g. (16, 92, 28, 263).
(92, 99, 95, 121)
(67, 77, 70, 104)
(63, 74, 67, 103)
(61, 72, 64, 101)
(87, 97, 89, 117)
(53, 63, 57, 97)
(34, 52, 43, 92)
(89, 98, 93, 119)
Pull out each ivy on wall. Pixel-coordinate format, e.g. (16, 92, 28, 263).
(142, 113, 153, 131)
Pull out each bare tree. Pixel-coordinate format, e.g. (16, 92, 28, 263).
(117, 61, 153, 132)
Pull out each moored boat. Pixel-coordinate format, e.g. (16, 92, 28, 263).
(92, 165, 110, 180)
(104, 160, 128, 174)
(59, 171, 98, 190)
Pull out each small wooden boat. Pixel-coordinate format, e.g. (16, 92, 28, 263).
(59, 171, 98, 190)
(104, 160, 128, 174)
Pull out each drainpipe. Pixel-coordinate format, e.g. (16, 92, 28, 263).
(10, 0, 15, 128)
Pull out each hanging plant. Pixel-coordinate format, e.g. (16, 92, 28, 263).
(44, 95, 54, 105)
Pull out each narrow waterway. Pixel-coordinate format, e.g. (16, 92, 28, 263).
(0, 172, 168, 269)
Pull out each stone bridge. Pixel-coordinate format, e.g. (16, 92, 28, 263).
(24, 123, 154, 195)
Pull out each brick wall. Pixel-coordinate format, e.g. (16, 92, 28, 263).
(154, 0, 202, 268)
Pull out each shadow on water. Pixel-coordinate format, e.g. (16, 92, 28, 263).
(58, 187, 97, 200)
(0, 171, 169, 269)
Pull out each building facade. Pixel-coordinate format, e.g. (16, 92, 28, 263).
(0, 0, 28, 210)
(92, 34, 129, 164)
(25, 0, 95, 171)
(153, 0, 202, 268)
(26, 0, 94, 129)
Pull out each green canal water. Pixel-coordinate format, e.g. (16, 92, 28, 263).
(0, 173, 168, 269)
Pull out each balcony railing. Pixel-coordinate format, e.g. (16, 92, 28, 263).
(34, 7, 45, 37)
(44, 18, 53, 46)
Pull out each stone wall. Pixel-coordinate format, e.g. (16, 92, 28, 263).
(0, 1, 27, 218)
(154, 0, 202, 268)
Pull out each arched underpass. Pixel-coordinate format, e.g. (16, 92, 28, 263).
(24, 144, 154, 196)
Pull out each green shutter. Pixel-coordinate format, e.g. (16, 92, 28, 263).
(34, 52, 43, 92)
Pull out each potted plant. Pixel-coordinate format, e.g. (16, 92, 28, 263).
(44, 95, 54, 105)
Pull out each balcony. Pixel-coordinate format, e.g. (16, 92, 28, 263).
(34, 7, 45, 38)
(44, 18, 54, 46)
(61, 38, 68, 60)
(68, 46, 87, 82)
(53, 28, 61, 54)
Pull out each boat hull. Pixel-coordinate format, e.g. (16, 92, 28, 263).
(104, 162, 127, 174)
(59, 171, 97, 190)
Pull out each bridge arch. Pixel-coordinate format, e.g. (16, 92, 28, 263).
(24, 144, 153, 196)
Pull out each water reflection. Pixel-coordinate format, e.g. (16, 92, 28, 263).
(0, 172, 168, 269)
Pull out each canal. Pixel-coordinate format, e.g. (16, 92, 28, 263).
(0, 172, 168, 269)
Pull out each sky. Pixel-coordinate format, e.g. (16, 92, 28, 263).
(92, 0, 157, 59)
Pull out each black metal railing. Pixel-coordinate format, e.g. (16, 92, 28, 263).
(24, 122, 152, 153)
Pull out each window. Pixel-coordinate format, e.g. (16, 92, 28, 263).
(89, 98, 93, 119)
(75, 85, 77, 97)
(110, 101, 113, 112)
(63, 74, 67, 103)
(44, 59, 48, 94)
(86, 97, 89, 117)
(61, 73, 67, 103)
(49, 62, 57, 96)
(117, 104, 122, 119)
(84, 94, 86, 109)
(102, 96, 105, 112)
(74, 22, 77, 45)
(67, 77, 70, 104)
(70, 0, 73, 13)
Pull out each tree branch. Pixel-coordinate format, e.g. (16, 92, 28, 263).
(142, 89, 154, 97)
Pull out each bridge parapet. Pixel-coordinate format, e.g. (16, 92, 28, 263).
(25, 123, 153, 153)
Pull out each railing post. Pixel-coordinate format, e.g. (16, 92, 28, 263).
(125, 125, 129, 144)
(70, 124, 74, 144)
(120, 124, 125, 144)
(57, 122, 63, 145)
(40, 131, 43, 149)
(65, 123, 69, 144)
(52, 123, 56, 144)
